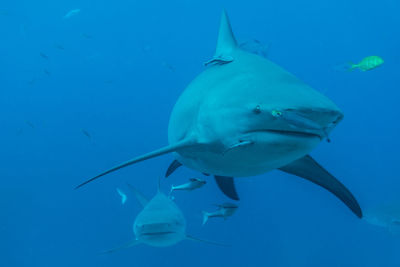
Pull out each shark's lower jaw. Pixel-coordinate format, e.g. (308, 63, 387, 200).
(140, 231, 176, 236)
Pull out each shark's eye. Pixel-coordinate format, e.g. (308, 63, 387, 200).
(253, 105, 261, 114)
(271, 110, 282, 117)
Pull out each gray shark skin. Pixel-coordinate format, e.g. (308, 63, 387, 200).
(77, 10, 362, 218)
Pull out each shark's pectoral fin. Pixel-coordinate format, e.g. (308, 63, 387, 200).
(279, 155, 363, 218)
(186, 234, 229, 247)
(126, 183, 149, 207)
(75, 139, 194, 189)
(101, 239, 140, 254)
(165, 160, 183, 177)
(214, 176, 240, 200)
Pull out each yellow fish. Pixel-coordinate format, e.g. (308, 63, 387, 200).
(350, 56, 384, 71)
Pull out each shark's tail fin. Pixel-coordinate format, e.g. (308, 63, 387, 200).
(202, 211, 210, 225)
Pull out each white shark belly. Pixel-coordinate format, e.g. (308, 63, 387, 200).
(174, 134, 321, 177)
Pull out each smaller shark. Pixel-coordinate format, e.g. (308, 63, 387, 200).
(364, 202, 400, 234)
(202, 203, 238, 225)
(170, 178, 206, 194)
(104, 184, 224, 252)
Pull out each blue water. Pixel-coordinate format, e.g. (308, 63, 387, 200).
(1, 0, 400, 266)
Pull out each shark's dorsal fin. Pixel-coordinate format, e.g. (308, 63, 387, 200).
(215, 10, 237, 57)
(127, 183, 149, 207)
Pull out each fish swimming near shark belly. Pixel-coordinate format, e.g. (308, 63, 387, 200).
(104, 184, 224, 252)
(76, 10, 362, 218)
(170, 178, 207, 194)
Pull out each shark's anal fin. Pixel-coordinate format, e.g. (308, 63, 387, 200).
(101, 239, 140, 254)
(186, 235, 229, 247)
(214, 176, 240, 201)
(165, 160, 183, 178)
(126, 183, 149, 207)
(75, 140, 194, 189)
(279, 155, 363, 218)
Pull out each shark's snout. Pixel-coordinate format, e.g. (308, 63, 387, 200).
(264, 107, 343, 140)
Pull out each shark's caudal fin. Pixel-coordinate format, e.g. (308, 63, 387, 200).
(75, 140, 194, 189)
(279, 155, 363, 218)
(126, 183, 149, 207)
(214, 176, 240, 200)
(186, 234, 229, 247)
(100, 239, 140, 254)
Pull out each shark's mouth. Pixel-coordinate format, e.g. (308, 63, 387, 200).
(141, 231, 176, 236)
(247, 129, 322, 140)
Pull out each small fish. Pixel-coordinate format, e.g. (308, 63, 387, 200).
(25, 121, 35, 128)
(44, 69, 51, 76)
(349, 56, 384, 71)
(27, 78, 36, 85)
(81, 129, 91, 139)
(202, 203, 238, 225)
(170, 178, 206, 194)
(239, 39, 269, 58)
(63, 9, 81, 19)
(161, 61, 175, 72)
(54, 44, 65, 50)
(81, 33, 93, 39)
(40, 52, 49, 60)
(117, 188, 127, 205)
(16, 128, 23, 136)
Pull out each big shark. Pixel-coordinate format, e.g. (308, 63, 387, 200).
(77, 11, 362, 218)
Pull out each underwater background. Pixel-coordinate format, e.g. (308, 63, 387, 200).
(1, 0, 399, 266)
